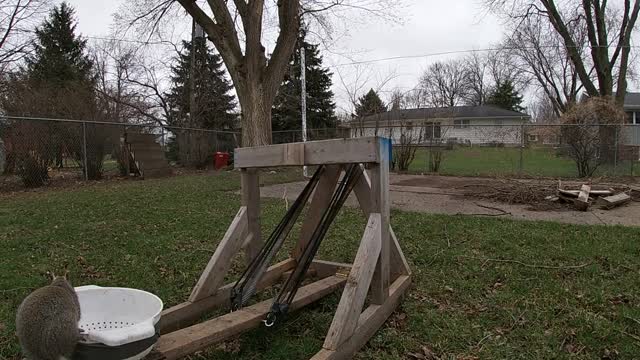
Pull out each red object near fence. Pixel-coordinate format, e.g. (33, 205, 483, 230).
(214, 152, 230, 170)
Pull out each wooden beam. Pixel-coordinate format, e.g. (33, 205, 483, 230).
(234, 137, 380, 168)
(312, 275, 411, 360)
(310, 260, 353, 279)
(159, 259, 295, 334)
(574, 184, 591, 211)
(370, 138, 391, 304)
(598, 193, 631, 209)
(291, 165, 342, 261)
(241, 169, 262, 265)
(323, 214, 382, 350)
(189, 207, 248, 302)
(154, 275, 347, 360)
(353, 166, 411, 278)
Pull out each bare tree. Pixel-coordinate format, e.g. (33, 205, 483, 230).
(0, 0, 51, 71)
(419, 59, 467, 108)
(126, 0, 401, 146)
(504, 16, 587, 116)
(487, 0, 640, 104)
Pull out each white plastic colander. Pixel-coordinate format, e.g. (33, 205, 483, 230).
(75, 285, 163, 352)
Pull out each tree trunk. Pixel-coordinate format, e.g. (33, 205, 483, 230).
(239, 83, 273, 147)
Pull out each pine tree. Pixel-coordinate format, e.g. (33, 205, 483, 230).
(487, 80, 525, 113)
(28, 2, 94, 93)
(355, 89, 387, 117)
(166, 37, 236, 130)
(16, 2, 102, 182)
(272, 27, 336, 131)
(166, 35, 236, 168)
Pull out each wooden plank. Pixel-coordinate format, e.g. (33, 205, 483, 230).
(598, 193, 631, 209)
(234, 137, 380, 168)
(310, 260, 353, 279)
(353, 167, 411, 278)
(189, 207, 248, 302)
(574, 184, 591, 211)
(370, 138, 391, 305)
(155, 275, 347, 360)
(159, 259, 295, 334)
(312, 275, 411, 360)
(291, 165, 342, 261)
(323, 214, 382, 350)
(241, 169, 262, 266)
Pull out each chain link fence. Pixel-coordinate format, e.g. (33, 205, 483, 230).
(0, 116, 240, 192)
(2, 116, 639, 192)
(274, 123, 640, 179)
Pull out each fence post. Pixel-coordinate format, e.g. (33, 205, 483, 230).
(161, 126, 165, 149)
(519, 124, 524, 175)
(214, 131, 219, 152)
(82, 121, 88, 181)
(614, 125, 618, 176)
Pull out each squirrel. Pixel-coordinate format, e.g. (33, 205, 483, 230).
(15, 271, 82, 360)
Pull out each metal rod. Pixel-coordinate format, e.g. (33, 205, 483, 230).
(301, 46, 308, 177)
(82, 121, 88, 181)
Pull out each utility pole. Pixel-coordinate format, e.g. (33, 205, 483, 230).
(300, 46, 308, 177)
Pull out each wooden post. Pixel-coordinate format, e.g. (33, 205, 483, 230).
(241, 169, 261, 265)
(323, 214, 382, 350)
(369, 138, 391, 304)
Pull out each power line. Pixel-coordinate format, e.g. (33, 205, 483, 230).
(328, 44, 640, 68)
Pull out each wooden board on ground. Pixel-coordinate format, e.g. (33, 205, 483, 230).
(574, 184, 591, 211)
(152, 276, 347, 360)
(598, 193, 631, 210)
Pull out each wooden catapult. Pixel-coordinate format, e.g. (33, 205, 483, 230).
(149, 137, 411, 360)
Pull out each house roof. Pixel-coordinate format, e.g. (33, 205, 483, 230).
(624, 92, 640, 109)
(356, 105, 530, 123)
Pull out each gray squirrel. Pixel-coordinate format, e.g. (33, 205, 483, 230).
(15, 272, 82, 360)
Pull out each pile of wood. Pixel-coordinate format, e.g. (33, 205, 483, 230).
(548, 182, 632, 211)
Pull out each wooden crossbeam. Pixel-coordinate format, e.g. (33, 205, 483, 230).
(154, 276, 347, 360)
(189, 207, 248, 302)
(292, 165, 342, 261)
(312, 275, 411, 360)
(323, 214, 382, 350)
(159, 259, 296, 334)
(234, 138, 380, 168)
(310, 260, 353, 279)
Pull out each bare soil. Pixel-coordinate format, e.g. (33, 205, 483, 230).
(260, 174, 640, 227)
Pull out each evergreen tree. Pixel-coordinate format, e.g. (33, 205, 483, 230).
(166, 35, 236, 168)
(166, 37, 236, 130)
(26, 1, 95, 116)
(272, 27, 336, 131)
(10, 2, 104, 183)
(487, 80, 525, 112)
(355, 89, 387, 117)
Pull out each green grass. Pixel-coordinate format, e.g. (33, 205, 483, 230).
(1, 172, 640, 359)
(410, 146, 640, 178)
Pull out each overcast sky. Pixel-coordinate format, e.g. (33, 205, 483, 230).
(63, 0, 505, 112)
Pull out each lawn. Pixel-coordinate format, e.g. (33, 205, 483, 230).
(1, 171, 640, 359)
(410, 146, 640, 178)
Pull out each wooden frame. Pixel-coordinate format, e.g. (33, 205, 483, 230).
(147, 137, 411, 360)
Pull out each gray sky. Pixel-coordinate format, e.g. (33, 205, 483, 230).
(64, 0, 505, 112)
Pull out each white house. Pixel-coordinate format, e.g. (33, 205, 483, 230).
(622, 92, 640, 146)
(351, 105, 531, 146)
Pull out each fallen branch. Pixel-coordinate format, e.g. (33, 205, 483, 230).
(459, 256, 592, 270)
(475, 203, 510, 215)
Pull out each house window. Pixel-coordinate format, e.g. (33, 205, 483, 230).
(453, 119, 470, 129)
